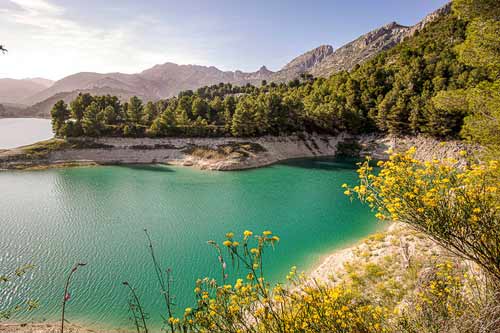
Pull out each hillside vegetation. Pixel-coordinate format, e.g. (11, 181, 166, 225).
(50, 4, 492, 141)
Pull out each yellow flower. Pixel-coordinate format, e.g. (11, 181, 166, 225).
(225, 232, 234, 239)
(223, 240, 232, 247)
(243, 230, 253, 238)
(263, 230, 272, 236)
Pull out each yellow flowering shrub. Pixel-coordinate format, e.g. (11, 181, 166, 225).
(120, 224, 499, 332)
(394, 261, 473, 333)
(171, 231, 387, 333)
(346, 149, 500, 280)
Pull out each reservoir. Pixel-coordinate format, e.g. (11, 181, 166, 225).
(0, 158, 377, 330)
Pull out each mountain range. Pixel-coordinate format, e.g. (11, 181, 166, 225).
(0, 3, 450, 119)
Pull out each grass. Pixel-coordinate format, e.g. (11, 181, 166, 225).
(20, 139, 71, 157)
(182, 142, 266, 160)
(16, 139, 113, 159)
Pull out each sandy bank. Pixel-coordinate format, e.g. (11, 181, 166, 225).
(307, 223, 440, 284)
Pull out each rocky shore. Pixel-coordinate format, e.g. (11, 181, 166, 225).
(0, 133, 472, 171)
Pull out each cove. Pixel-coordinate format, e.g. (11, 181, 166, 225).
(0, 158, 378, 331)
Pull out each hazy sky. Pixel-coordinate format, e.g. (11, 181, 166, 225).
(0, 0, 449, 80)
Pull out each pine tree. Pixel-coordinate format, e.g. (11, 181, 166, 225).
(82, 102, 102, 137)
(50, 100, 70, 136)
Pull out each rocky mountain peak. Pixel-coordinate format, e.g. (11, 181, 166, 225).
(282, 45, 334, 71)
(257, 65, 272, 74)
(408, 2, 452, 35)
(382, 21, 407, 30)
(308, 2, 451, 78)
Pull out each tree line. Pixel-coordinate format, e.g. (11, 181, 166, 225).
(51, 7, 492, 140)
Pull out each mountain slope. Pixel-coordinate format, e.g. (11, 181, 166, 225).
(270, 45, 334, 81)
(23, 72, 155, 105)
(0, 78, 54, 105)
(308, 3, 452, 77)
(308, 22, 412, 77)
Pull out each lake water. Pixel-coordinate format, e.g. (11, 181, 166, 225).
(0, 118, 53, 149)
(0, 159, 378, 331)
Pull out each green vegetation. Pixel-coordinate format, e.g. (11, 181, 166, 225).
(18, 139, 72, 159)
(51, 4, 492, 140)
(10, 138, 112, 160)
(183, 142, 266, 160)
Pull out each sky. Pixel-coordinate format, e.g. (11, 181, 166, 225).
(0, 0, 449, 81)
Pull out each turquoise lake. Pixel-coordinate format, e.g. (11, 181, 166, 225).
(0, 159, 378, 331)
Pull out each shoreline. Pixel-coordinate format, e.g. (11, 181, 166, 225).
(0, 133, 472, 172)
(308, 222, 399, 282)
(304, 221, 389, 277)
(0, 133, 347, 171)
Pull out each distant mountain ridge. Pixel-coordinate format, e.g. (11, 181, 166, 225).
(0, 2, 451, 118)
(0, 78, 53, 105)
(22, 63, 277, 107)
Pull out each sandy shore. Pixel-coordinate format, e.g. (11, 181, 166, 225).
(308, 222, 443, 285)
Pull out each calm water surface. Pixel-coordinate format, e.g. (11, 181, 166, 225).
(0, 159, 378, 330)
(0, 118, 52, 149)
